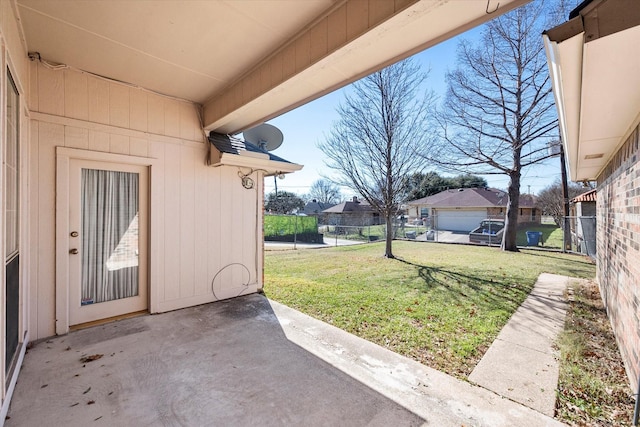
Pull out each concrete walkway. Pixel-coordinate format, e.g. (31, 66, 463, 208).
(272, 300, 564, 427)
(469, 273, 571, 416)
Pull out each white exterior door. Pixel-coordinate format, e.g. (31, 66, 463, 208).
(68, 159, 149, 326)
(436, 209, 487, 232)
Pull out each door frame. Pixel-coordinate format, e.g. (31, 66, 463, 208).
(55, 147, 157, 335)
(68, 159, 148, 326)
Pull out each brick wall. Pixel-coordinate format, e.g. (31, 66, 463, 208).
(597, 124, 640, 391)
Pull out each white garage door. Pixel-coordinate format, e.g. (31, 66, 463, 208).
(436, 210, 487, 232)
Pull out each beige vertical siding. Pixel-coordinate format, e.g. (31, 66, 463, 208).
(29, 62, 260, 339)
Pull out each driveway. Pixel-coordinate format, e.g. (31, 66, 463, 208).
(7, 294, 562, 426)
(415, 230, 470, 244)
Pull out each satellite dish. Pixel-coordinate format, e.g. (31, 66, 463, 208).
(243, 123, 283, 151)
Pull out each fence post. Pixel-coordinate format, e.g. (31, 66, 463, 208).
(294, 214, 298, 250)
(488, 219, 492, 246)
(562, 216, 568, 253)
(435, 214, 438, 242)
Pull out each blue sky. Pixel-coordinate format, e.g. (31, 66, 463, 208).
(262, 25, 562, 200)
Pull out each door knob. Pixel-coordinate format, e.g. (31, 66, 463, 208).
(70, 231, 79, 237)
(69, 248, 79, 255)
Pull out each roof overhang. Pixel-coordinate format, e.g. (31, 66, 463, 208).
(202, 0, 530, 133)
(570, 188, 597, 203)
(543, 0, 640, 181)
(17, 0, 529, 135)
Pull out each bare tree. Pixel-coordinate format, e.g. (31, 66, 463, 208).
(403, 172, 487, 201)
(318, 58, 434, 258)
(430, 1, 559, 251)
(537, 180, 584, 226)
(307, 179, 341, 204)
(265, 191, 305, 214)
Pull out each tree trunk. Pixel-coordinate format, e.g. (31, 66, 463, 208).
(501, 172, 521, 252)
(384, 213, 394, 258)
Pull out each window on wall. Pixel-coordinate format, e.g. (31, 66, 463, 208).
(6, 71, 19, 260)
(420, 207, 428, 218)
(5, 69, 20, 377)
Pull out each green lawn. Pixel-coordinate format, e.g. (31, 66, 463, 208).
(264, 241, 595, 377)
(516, 223, 564, 249)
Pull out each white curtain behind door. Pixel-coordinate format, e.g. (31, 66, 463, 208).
(81, 169, 139, 304)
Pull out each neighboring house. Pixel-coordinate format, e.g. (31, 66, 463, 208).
(544, 0, 640, 391)
(323, 197, 381, 226)
(406, 188, 540, 232)
(303, 200, 336, 223)
(0, 0, 531, 419)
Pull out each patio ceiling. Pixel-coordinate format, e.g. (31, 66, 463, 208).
(544, 0, 640, 181)
(17, 0, 528, 134)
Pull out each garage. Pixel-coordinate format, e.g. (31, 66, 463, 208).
(435, 209, 487, 232)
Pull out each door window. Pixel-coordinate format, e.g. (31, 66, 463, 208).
(80, 169, 139, 305)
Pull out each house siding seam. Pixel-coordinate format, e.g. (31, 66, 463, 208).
(596, 123, 640, 391)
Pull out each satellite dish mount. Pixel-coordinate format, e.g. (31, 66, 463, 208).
(243, 123, 284, 152)
(241, 124, 286, 194)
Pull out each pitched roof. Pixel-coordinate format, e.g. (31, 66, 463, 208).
(406, 187, 537, 209)
(571, 188, 597, 203)
(519, 193, 538, 208)
(407, 188, 507, 208)
(323, 198, 375, 214)
(303, 201, 335, 215)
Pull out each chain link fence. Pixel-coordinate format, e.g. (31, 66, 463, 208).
(266, 213, 596, 257)
(319, 222, 429, 242)
(264, 214, 323, 243)
(563, 216, 596, 258)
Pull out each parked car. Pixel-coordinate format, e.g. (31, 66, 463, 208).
(469, 219, 505, 244)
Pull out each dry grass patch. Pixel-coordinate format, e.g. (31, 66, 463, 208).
(556, 280, 635, 426)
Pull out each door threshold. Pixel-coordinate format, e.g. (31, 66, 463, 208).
(69, 310, 148, 331)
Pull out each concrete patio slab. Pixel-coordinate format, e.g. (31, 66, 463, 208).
(7, 295, 421, 427)
(7, 293, 564, 426)
(469, 273, 571, 416)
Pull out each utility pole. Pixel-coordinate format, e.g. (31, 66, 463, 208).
(558, 141, 571, 252)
